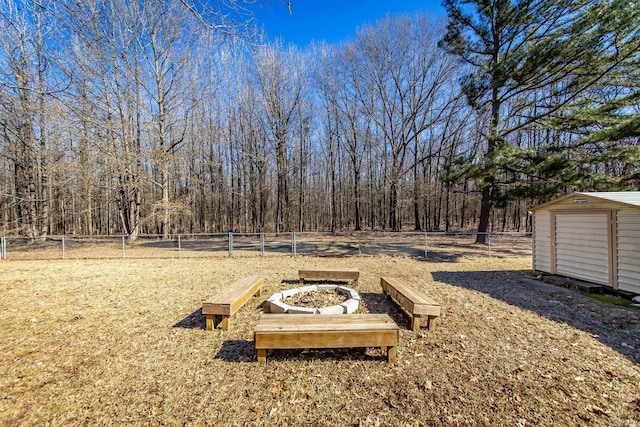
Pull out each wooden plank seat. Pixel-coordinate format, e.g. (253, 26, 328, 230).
(202, 276, 264, 331)
(254, 313, 399, 364)
(380, 277, 441, 331)
(298, 268, 359, 286)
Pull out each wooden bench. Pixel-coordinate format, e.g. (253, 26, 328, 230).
(298, 268, 359, 286)
(380, 277, 441, 331)
(202, 276, 264, 331)
(254, 314, 399, 364)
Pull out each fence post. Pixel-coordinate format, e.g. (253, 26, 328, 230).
(178, 234, 182, 258)
(62, 236, 65, 260)
(1, 237, 5, 260)
(424, 233, 428, 259)
(292, 232, 297, 257)
(122, 235, 126, 259)
(228, 232, 233, 257)
(487, 233, 491, 258)
(260, 233, 265, 257)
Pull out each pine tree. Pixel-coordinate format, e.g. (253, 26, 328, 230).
(441, 0, 640, 242)
(552, 3, 640, 188)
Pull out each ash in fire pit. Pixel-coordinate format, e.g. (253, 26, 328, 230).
(268, 285, 360, 314)
(288, 289, 346, 307)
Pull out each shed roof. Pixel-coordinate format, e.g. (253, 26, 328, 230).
(531, 191, 640, 211)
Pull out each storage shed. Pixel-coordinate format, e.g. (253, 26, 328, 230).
(531, 191, 640, 295)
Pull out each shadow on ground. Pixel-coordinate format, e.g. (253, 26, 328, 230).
(214, 340, 256, 362)
(432, 270, 640, 364)
(173, 308, 205, 329)
(263, 347, 388, 363)
(135, 237, 480, 260)
(359, 292, 412, 330)
(212, 339, 389, 364)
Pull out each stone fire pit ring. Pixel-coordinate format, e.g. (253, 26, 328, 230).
(268, 285, 360, 314)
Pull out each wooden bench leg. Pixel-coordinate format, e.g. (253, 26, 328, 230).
(205, 314, 214, 331)
(411, 315, 421, 331)
(220, 316, 231, 332)
(254, 288, 263, 297)
(299, 278, 304, 285)
(257, 349, 267, 364)
(387, 346, 397, 363)
(426, 316, 437, 330)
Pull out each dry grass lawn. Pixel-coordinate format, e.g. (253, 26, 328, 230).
(0, 254, 639, 426)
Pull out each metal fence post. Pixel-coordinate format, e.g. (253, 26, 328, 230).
(228, 232, 233, 257)
(122, 235, 126, 259)
(260, 233, 265, 257)
(487, 233, 491, 257)
(292, 232, 297, 257)
(424, 232, 428, 259)
(1, 237, 6, 260)
(62, 236, 65, 260)
(178, 234, 182, 258)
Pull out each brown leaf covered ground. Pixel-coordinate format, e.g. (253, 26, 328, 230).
(0, 254, 639, 426)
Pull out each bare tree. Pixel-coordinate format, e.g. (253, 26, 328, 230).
(130, 0, 196, 238)
(254, 42, 305, 232)
(352, 14, 457, 231)
(0, 0, 58, 238)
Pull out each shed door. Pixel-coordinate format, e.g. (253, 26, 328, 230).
(554, 212, 611, 285)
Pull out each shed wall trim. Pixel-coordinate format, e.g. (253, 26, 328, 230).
(533, 211, 551, 273)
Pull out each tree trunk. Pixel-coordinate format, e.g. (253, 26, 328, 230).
(389, 180, 398, 231)
(476, 61, 501, 243)
(476, 185, 492, 244)
(276, 135, 289, 233)
(353, 169, 361, 231)
(413, 148, 421, 231)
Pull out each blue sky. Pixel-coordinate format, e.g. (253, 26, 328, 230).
(252, 0, 445, 46)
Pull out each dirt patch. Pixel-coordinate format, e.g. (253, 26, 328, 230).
(0, 255, 638, 426)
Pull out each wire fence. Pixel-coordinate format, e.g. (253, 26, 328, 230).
(0, 231, 531, 261)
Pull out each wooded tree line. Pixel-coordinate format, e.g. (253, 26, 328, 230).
(0, 0, 638, 239)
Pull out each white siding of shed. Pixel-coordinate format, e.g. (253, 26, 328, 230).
(534, 211, 552, 273)
(555, 213, 610, 285)
(617, 209, 640, 294)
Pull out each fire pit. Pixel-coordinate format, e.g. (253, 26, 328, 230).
(268, 285, 360, 314)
